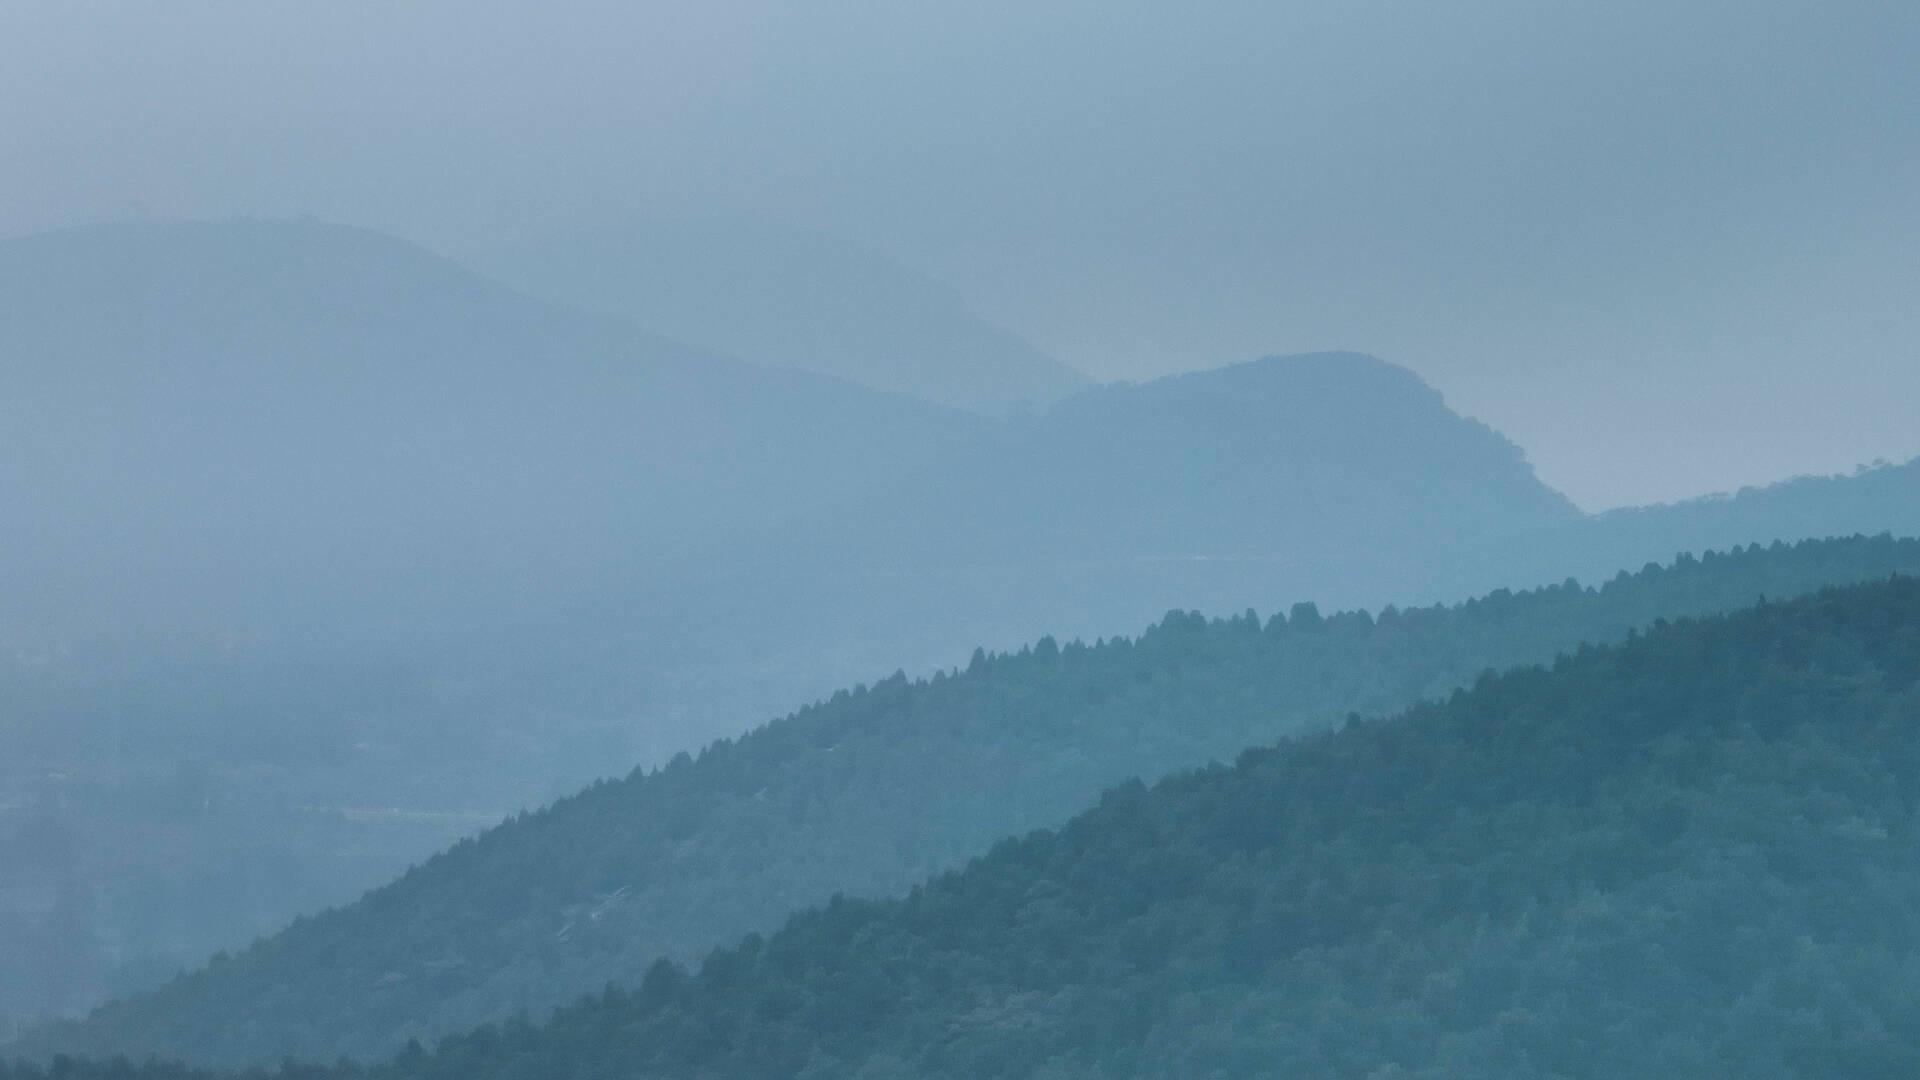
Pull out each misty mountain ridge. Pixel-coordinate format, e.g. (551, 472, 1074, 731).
(0, 215, 1592, 678)
(469, 217, 1089, 414)
(8, 215, 1920, 1037)
(1588, 453, 1920, 554)
(0, 217, 989, 641)
(981, 350, 1578, 554)
(26, 534, 1920, 1066)
(8, 9, 1919, 1074)
(745, 350, 1579, 581)
(21, 572, 1920, 1077)
(0, 217, 1599, 1028)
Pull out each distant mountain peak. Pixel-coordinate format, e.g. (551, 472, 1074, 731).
(469, 217, 1088, 414)
(1116, 351, 1457, 416)
(1031, 350, 1578, 533)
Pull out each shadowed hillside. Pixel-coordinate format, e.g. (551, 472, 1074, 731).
(22, 535, 1920, 1066)
(7, 220, 1918, 1035)
(0, 222, 1605, 1029)
(17, 573, 1920, 1076)
(0, 218, 984, 1022)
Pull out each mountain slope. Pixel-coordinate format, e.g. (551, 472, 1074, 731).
(23, 572, 1920, 1078)
(0, 223, 1593, 1030)
(0, 218, 985, 637)
(9, 219, 1917, 1038)
(27, 535, 1920, 1065)
(470, 218, 1089, 414)
(403, 574, 1920, 1079)
(813, 351, 1580, 566)
(656, 352, 1589, 713)
(1570, 454, 1920, 578)
(637, 365, 1920, 742)
(0, 217, 990, 1021)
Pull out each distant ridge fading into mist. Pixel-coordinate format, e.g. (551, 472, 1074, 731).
(469, 217, 1089, 414)
(9, 215, 1920, 1037)
(26, 538, 1920, 1067)
(789, 350, 1582, 573)
(0, 216, 986, 640)
(0, 216, 1581, 653)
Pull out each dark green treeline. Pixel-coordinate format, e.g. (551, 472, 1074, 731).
(15, 573, 1920, 1076)
(23, 535, 1920, 1067)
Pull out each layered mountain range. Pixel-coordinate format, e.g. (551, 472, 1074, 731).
(4, 218, 1918, 1040)
(16, 535, 1920, 1064)
(18, 570, 1920, 1077)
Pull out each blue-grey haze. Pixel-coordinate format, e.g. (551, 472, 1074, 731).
(3, 1, 1916, 507)
(6, 0, 1920, 1049)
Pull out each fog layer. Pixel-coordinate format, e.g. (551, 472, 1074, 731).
(5, 2, 1917, 506)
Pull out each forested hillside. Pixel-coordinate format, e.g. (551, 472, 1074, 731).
(9, 221, 1919, 1035)
(17, 573, 1920, 1077)
(0, 217, 991, 1022)
(0, 227, 1597, 1030)
(24, 534, 1920, 1066)
(1512, 455, 1920, 599)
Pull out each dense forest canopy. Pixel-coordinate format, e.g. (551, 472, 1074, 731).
(17, 534, 1920, 1066)
(13, 574, 1920, 1077)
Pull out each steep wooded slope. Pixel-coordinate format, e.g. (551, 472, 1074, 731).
(9, 221, 1917, 1039)
(26, 535, 1920, 1065)
(19, 573, 1920, 1077)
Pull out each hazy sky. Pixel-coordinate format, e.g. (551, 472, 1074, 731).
(5, 1, 1916, 509)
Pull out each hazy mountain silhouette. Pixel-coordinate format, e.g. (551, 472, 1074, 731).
(0, 217, 986, 1024)
(0, 218, 1589, 717)
(662, 352, 1588, 708)
(821, 351, 1580, 565)
(1580, 455, 1920, 569)
(1425, 454, 1920, 617)
(0, 217, 987, 644)
(470, 217, 1088, 414)
(7, 218, 1920, 1037)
